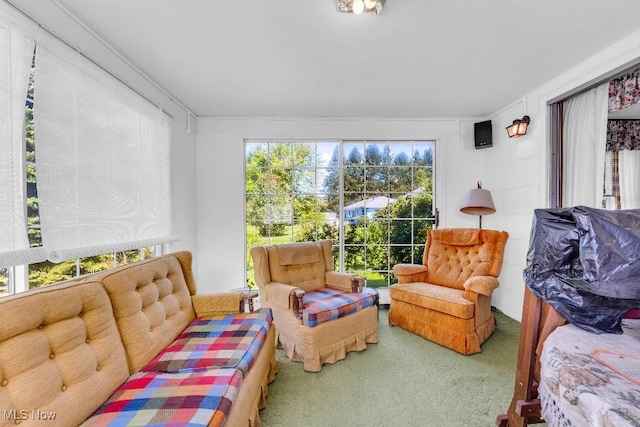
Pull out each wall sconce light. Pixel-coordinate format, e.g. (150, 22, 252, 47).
(337, 0, 385, 14)
(506, 115, 530, 138)
(460, 181, 496, 228)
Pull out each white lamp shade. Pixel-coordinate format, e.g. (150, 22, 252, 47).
(460, 188, 496, 216)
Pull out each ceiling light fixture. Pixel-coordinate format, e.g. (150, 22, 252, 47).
(338, 0, 385, 14)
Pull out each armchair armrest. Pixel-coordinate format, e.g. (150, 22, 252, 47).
(352, 276, 365, 293)
(266, 281, 310, 320)
(392, 264, 428, 284)
(326, 271, 364, 292)
(463, 276, 500, 296)
(240, 290, 259, 312)
(264, 281, 300, 309)
(293, 289, 305, 320)
(192, 292, 244, 317)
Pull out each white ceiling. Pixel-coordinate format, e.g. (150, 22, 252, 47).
(9, 0, 640, 119)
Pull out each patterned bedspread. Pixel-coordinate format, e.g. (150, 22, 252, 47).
(82, 369, 242, 427)
(539, 319, 640, 427)
(303, 287, 376, 327)
(143, 308, 272, 375)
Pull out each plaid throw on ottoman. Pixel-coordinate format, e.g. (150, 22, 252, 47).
(303, 288, 376, 327)
(82, 369, 242, 427)
(143, 308, 272, 375)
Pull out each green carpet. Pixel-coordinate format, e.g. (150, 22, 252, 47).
(260, 308, 521, 427)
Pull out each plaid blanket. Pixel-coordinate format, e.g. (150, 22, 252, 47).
(81, 369, 241, 427)
(143, 308, 272, 375)
(303, 288, 376, 327)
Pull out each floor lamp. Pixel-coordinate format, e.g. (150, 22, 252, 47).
(460, 182, 496, 228)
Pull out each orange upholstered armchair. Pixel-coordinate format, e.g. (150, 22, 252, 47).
(390, 228, 509, 354)
(251, 240, 378, 372)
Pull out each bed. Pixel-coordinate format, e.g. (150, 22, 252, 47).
(497, 207, 640, 427)
(539, 318, 640, 427)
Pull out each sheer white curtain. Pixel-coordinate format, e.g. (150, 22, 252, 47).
(34, 35, 176, 263)
(603, 151, 616, 209)
(562, 83, 609, 207)
(0, 7, 46, 267)
(619, 150, 640, 209)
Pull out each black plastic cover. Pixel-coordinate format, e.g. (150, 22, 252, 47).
(524, 206, 640, 334)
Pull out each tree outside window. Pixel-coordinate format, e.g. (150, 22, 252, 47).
(245, 140, 435, 289)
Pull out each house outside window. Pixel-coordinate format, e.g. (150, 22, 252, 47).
(245, 140, 435, 289)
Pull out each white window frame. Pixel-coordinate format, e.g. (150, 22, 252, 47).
(244, 139, 437, 288)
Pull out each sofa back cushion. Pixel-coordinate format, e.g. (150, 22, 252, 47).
(96, 252, 197, 374)
(264, 240, 332, 292)
(424, 228, 509, 290)
(0, 280, 130, 426)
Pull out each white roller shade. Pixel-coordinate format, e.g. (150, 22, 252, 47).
(34, 36, 176, 263)
(0, 6, 46, 267)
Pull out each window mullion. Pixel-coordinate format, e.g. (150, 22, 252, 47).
(338, 141, 345, 271)
(13, 265, 28, 293)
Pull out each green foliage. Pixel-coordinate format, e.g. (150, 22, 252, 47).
(245, 142, 320, 236)
(295, 220, 339, 243)
(27, 249, 154, 289)
(29, 261, 76, 288)
(341, 191, 433, 284)
(246, 224, 261, 272)
(244, 141, 435, 288)
(324, 142, 434, 211)
(26, 65, 40, 248)
(0, 268, 8, 295)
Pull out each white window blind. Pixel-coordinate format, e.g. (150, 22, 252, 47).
(0, 7, 46, 267)
(34, 35, 176, 263)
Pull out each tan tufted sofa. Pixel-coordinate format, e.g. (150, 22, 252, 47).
(0, 251, 277, 426)
(390, 228, 509, 355)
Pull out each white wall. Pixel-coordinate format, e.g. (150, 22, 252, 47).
(168, 122, 198, 260)
(481, 99, 547, 320)
(195, 28, 640, 321)
(18, 0, 640, 320)
(195, 117, 503, 294)
(483, 28, 640, 320)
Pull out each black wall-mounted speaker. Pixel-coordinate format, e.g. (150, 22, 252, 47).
(474, 120, 493, 149)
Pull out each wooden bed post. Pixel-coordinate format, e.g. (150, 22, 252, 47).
(496, 287, 566, 427)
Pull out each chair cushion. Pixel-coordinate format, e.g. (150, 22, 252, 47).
(276, 242, 321, 265)
(142, 308, 272, 375)
(433, 228, 483, 246)
(390, 282, 474, 319)
(82, 369, 241, 427)
(264, 240, 335, 293)
(303, 288, 376, 327)
(423, 228, 509, 290)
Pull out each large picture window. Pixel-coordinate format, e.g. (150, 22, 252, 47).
(245, 140, 436, 289)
